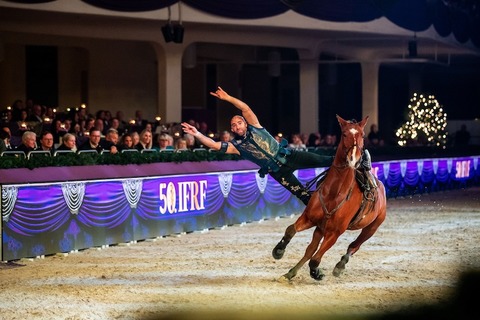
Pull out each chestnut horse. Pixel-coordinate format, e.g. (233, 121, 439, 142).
(272, 115, 387, 281)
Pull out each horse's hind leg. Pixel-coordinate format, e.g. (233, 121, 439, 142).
(333, 253, 351, 277)
(333, 215, 385, 277)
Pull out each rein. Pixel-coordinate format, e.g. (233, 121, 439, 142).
(316, 135, 369, 229)
(317, 179, 353, 220)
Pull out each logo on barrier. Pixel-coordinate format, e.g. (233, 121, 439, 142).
(455, 160, 470, 179)
(159, 180, 207, 214)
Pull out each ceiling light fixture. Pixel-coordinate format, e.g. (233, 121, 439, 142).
(162, 3, 184, 44)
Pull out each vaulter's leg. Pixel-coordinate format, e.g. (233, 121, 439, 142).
(270, 169, 311, 205)
(360, 149, 377, 189)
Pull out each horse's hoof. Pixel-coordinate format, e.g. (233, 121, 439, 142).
(272, 247, 285, 260)
(310, 268, 325, 281)
(332, 266, 344, 277)
(277, 275, 290, 283)
(333, 255, 349, 277)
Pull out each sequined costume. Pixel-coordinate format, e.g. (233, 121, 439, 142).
(231, 124, 333, 205)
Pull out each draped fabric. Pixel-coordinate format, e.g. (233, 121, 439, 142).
(2, 155, 478, 261)
(4, 0, 480, 48)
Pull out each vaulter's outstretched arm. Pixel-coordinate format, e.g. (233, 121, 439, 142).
(181, 122, 239, 154)
(209, 86, 261, 128)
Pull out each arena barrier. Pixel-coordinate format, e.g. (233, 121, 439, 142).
(1, 155, 479, 261)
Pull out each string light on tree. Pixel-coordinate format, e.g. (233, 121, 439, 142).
(395, 93, 448, 148)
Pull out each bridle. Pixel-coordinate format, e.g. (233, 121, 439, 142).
(332, 133, 365, 170)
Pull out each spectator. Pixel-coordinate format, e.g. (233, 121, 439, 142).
(115, 111, 127, 132)
(104, 110, 112, 129)
(145, 122, 154, 134)
(154, 133, 174, 151)
(84, 118, 95, 133)
(1, 127, 13, 151)
(94, 118, 105, 136)
(36, 131, 55, 155)
(307, 132, 322, 148)
(15, 131, 37, 156)
(300, 133, 309, 146)
(101, 128, 119, 154)
(109, 118, 121, 133)
(219, 130, 232, 142)
(64, 119, 73, 134)
(198, 121, 212, 136)
(131, 131, 140, 148)
(323, 134, 336, 147)
(11, 99, 25, 122)
(26, 103, 44, 123)
(0, 130, 11, 153)
(288, 133, 306, 150)
(454, 124, 471, 146)
(175, 138, 188, 151)
(52, 119, 68, 144)
(183, 133, 196, 149)
(135, 129, 153, 150)
(76, 107, 87, 123)
(118, 133, 135, 152)
(56, 133, 77, 151)
(15, 109, 30, 136)
(78, 128, 103, 153)
(134, 110, 148, 131)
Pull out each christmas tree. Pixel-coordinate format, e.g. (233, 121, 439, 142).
(395, 93, 448, 147)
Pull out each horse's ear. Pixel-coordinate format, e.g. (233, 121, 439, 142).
(359, 116, 369, 129)
(336, 114, 347, 127)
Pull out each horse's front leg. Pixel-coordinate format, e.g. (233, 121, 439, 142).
(272, 211, 314, 260)
(272, 224, 296, 260)
(333, 214, 385, 277)
(309, 231, 341, 281)
(281, 226, 323, 281)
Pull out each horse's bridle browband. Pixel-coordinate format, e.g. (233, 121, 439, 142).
(332, 143, 364, 170)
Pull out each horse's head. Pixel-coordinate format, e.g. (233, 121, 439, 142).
(336, 114, 368, 169)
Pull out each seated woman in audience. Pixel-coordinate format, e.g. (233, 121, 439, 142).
(154, 133, 174, 151)
(175, 138, 189, 151)
(183, 133, 196, 149)
(118, 133, 135, 152)
(130, 131, 140, 149)
(56, 133, 77, 152)
(288, 133, 306, 150)
(135, 129, 153, 151)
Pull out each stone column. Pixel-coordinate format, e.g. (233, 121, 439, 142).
(298, 52, 319, 135)
(361, 62, 379, 128)
(155, 44, 183, 123)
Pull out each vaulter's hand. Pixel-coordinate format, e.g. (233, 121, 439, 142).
(209, 86, 229, 101)
(181, 122, 197, 135)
